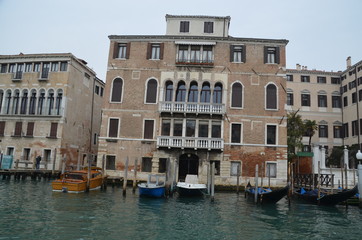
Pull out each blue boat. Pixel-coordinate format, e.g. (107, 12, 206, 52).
(138, 174, 166, 198)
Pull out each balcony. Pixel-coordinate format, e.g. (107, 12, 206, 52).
(159, 102, 225, 115)
(157, 136, 224, 151)
(175, 59, 214, 67)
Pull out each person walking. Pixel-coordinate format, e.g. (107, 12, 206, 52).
(36, 155, 41, 170)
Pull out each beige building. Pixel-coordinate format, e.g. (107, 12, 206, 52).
(97, 15, 289, 187)
(0, 53, 105, 170)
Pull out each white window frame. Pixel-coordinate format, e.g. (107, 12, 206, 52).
(143, 118, 155, 140)
(265, 161, 277, 178)
(265, 82, 278, 110)
(230, 81, 244, 109)
(144, 77, 159, 104)
(108, 118, 120, 138)
(109, 77, 124, 103)
(265, 124, 278, 146)
(230, 122, 243, 144)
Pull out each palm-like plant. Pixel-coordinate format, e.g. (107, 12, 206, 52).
(304, 120, 318, 147)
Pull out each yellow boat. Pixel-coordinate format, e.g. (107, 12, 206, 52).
(52, 167, 106, 193)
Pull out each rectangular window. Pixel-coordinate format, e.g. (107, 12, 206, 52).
(49, 122, 58, 138)
(343, 96, 348, 107)
(106, 155, 116, 170)
(286, 75, 293, 82)
(33, 63, 40, 72)
(333, 126, 342, 138)
(23, 148, 31, 161)
(44, 149, 51, 162)
(41, 62, 50, 79)
(25, 63, 32, 72)
(230, 161, 241, 176)
(301, 75, 310, 82)
(108, 118, 119, 138)
(301, 94, 310, 106)
(198, 120, 209, 138)
(318, 95, 327, 107)
(26, 122, 34, 137)
(211, 121, 221, 138)
(317, 76, 326, 83)
(332, 96, 341, 108)
(331, 77, 341, 84)
(149, 43, 160, 60)
(117, 43, 128, 59)
(266, 125, 277, 145)
(60, 62, 68, 71)
(158, 158, 167, 173)
(144, 120, 154, 139)
(202, 45, 213, 63)
(319, 125, 328, 138)
(0, 64, 7, 73)
(343, 123, 349, 138)
(8, 64, 15, 73)
(14, 122, 22, 136)
(186, 120, 196, 137)
(180, 21, 189, 32)
(264, 47, 279, 64)
(173, 119, 183, 137)
(141, 157, 152, 172)
(352, 92, 357, 104)
(204, 22, 214, 33)
(161, 119, 171, 136)
(287, 93, 294, 106)
(359, 90, 362, 102)
(231, 123, 241, 143)
(0, 121, 5, 136)
(266, 162, 277, 178)
(178, 45, 189, 62)
(230, 45, 245, 63)
(190, 45, 201, 63)
(210, 160, 220, 176)
(95, 85, 100, 95)
(352, 120, 359, 136)
(51, 62, 59, 71)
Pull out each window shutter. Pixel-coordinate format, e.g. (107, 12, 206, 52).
(242, 46, 246, 63)
(0, 121, 5, 136)
(264, 46, 268, 64)
(113, 42, 119, 59)
(160, 43, 164, 60)
(108, 119, 119, 138)
(147, 43, 151, 59)
(126, 43, 131, 59)
(230, 45, 234, 62)
(26, 122, 34, 136)
(144, 120, 154, 139)
(50, 123, 58, 138)
(15, 122, 22, 136)
(275, 47, 280, 64)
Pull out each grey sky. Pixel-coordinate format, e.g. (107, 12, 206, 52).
(0, 0, 361, 81)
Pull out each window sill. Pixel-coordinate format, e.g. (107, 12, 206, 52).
(11, 135, 22, 138)
(46, 136, 58, 139)
(106, 138, 118, 142)
(23, 135, 34, 138)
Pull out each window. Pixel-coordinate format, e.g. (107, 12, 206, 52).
(202, 46, 213, 63)
(359, 89, 362, 102)
(60, 62, 68, 71)
(230, 161, 241, 176)
(266, 125, 277, 145)
(231, 123, 241, 143)
(47, 91, 54, 115)
(0, 121, 5, 136)
(159, 158, 167, 173)
(231, 82, 243, 108)
(230, 45, 245, 63)
(8, 64, 15, 73)
(106, 155, 116, 170)
(44, 149, 51, 162)
(180, 21, 189, 33)
(23, 148, 31, 161)
(51, 62, 58, 72)
(266, 162, 277, 178)
(301, 94, 310, 106)
(14, 64, 23, 79)
(14, 122, 22, 137)
(286, 75, 293, 82)
(55, 91, 62, 115)
(213, 83, 222, 104)
(141, 157, 152, 172)
(147, 43, 163, 60)
(190, 45, 201, 63)
(29, 91, 36, 115)
(176, 81, 186, 102)
(26, 122, 34, 137)
(41, 62, 50, 79)
(161, 119, 171, 136)
(173, 119, 183, 136)
(317, 76, 326, 84)
(287, 93, 294, 106)
(301, 75, 310, 83)
(49, 122, 58, 138)
(145, 79, 157, 103)
(12, 90, 19, 114)
(200, 82, 211, 103)
(186, 120, 196, 137)
(210, 160, 220, 176)
(116, 43, 129, 59)
(266, 84, 277, 110)
(343, 123, 349, 138)
(33, 63, 40, 72)
(144, 120, 154, 139)
(108, 119, 119, 138)
(188, 82, 198, 102)
(319, 125, 328, 138)
(212, 121, 221, 138)
(264, 47, 279, 64)
(0, 64, 7, 73)
(95, 85, 100, 95)
(25, 63, 32, 72)
(318, 95, 327, 107)
(111, 78, 123, 102)
(204, 21, 214, 33)
(352, 120, 359, 136)
(178, 45, 188, 62)
(37, 91, 45, 115)
(198, 120, 209, 138)
(352, 92, 357, 104)
(332, 96, 341, 108)
(343, 96, 348, 107)
(333, 125, 342, 138)
(20, 91, 28, 114)
(331, 77, 340, 84)
(165, 81, 173, 101)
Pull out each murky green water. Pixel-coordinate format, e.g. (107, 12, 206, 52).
(0, 179, 361, 240)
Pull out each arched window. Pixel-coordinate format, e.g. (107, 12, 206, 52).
(37, 89, 46, 115)
(47, 89, 54, 115)
(213, 83, 222, 104)
(145, 79, 157, 103)
(0, 90, 4, 114)
(266, 84, 277, 109)
(56, 89, 63, 115)
(5, 90, 12, 114)
(176, 81, 186, 102)
(111, 78, 123, 102)
(20, 89, 28, 114)
(231, 82, 243, 108)
(12, 90, 20, 114)
(200, 82, 211, 103)
(188, 81, 198, 102)
(165, 81, 173, 101)
(29, 89, 37, 115)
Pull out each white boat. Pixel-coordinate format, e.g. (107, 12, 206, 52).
(176, 174, 207, 197)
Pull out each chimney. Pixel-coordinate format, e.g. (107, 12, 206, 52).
(346, 56, 351, 68)
(296, 64, 301, 70)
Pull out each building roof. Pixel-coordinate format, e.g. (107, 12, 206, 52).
(165, 14, 231, 21)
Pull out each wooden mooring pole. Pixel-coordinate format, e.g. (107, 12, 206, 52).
(132, 158, 138, 194)
(211, 162, 215, 202)
(236, 164, 240, 194)
(254, 164, 259, 204)
(123, 157, 129, 196)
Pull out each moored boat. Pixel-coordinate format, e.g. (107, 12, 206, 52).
(138, 174, 166, 198)
(176, 174, 207, 197)
(245, 183, 289, 204)
(52, 167, 106, 193)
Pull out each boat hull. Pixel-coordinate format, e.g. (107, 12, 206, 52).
(138, 184, 165, 198)
(245, 185, 289, 204)
(176, 182, 207, 197)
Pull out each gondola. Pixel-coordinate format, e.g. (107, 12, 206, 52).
(245, 183, 289, 204)
(293, 185, 358, 206)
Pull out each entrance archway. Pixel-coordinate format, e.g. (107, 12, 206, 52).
(178, 154, 199, 182)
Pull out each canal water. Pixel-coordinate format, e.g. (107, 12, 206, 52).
(0, 180, 361, 240)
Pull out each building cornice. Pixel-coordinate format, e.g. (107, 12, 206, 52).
(286, 69, 341, 76)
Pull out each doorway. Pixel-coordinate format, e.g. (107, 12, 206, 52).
(178, 154, 199, 182)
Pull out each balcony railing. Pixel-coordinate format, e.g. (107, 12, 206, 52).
(159, 102, 225, 115)
(176, 59, 214, 67)
(157, 136, 224, 151)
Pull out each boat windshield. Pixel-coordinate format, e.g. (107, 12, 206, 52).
(65, 174, 85, 180)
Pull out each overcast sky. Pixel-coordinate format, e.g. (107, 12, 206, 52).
(0, 0, 361, 81)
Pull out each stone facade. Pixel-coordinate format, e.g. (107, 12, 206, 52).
(0, 53, 104, 170)
(98, 15, 289, 187)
